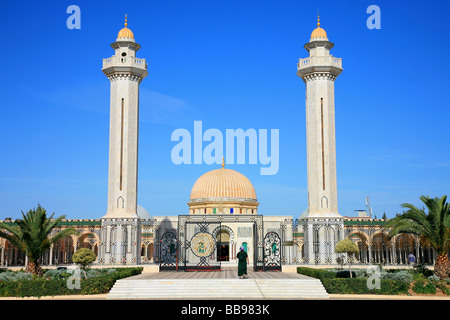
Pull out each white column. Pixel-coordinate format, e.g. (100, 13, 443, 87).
(49, 245, 53, 266)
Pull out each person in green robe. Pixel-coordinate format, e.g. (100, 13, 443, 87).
(237, 246, 249, 279)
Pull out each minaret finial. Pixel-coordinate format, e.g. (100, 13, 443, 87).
(222, 157, 225, 168)
(317, 10, 320, 27)
(124, 14, 128, 28)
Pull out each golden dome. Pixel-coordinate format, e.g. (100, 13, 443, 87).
(310, 14, 328, 40)
(189, 167, 257, 201)
(117, 15, 134, 39)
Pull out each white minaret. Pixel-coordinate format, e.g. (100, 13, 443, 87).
(99, 16, 148, 264)
(102, 15, 148, 218)
(297, 15, 344, 264)
(297, 14, 342, 218)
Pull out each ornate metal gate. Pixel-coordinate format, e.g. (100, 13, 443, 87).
(158, 231, 177, 271)
(179, 216, 222, 271)
(263, 231, 282, 271)
(261, 221, 282, 271)
(156, 219, 178, 271)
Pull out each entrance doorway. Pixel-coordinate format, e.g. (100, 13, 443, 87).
(216, 229, 230, 262)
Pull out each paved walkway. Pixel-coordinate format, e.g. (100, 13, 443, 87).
(128, 266, 311, 280)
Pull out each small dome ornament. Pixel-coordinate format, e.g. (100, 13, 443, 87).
(117, 14, 134, 39)
(310, 12, 328, 40)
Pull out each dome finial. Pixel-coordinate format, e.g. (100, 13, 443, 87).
(117, 14, 134, 39)
(222, 156, 225, 168)
(310, 10, 327, 40)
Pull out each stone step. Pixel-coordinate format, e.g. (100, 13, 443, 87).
(106, 279, 329, 299)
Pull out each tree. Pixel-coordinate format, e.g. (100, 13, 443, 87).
(0, 204, 78, 276)
(72, 248, 96, 270)
(335, 238, 359, 278)
(388, 195, 450, 279)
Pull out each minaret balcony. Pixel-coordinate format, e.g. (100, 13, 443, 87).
(297, 56, 342, 79)
(103, 56, 147, 69)
(102, 56, 148, 79)
(297, 56, 342, 69)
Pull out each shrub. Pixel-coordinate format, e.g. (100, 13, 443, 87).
(297, 267, 335, 280)
(0, 267, 142, 297)
(412, 278, 437, 294)
(335, 239, 359, 278)
(413, 263, 433, 277)
(0, 271, 33, 282)
(297, 266, 409, 295)
(381, 270, 413, 284)
(428, 275, 441, 283)
(43, 269, 71, 280)
(437, 282, 450, 295)
(322, 278, 409, 295)
(72, 248, 97, 270)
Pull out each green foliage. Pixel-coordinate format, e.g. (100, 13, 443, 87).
(296, 267, 335, 280)
(0, 204, 79, 275)
(0, 267, 142, 297)
(380, 270, 413, 284)
(297, 267, 410, 295)
(322, 278, 409, 295)
(413, 263, 434, 277)
(388, 195, 450, 254)
(437, 281, 450, 295)
(335, 239, 359, 254)
(0, 270, 33, 282)
(412, 278, 437, 294)
(335, 239, 359, 278)
(388, 195, 450, 278)
(72, 248, 97, 270)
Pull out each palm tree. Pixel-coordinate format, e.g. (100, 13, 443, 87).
(388, 195, 450, 278)
(0, 204, 78, 276)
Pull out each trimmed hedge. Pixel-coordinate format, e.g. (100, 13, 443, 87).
(0, 267, 143, 298)
(297, 267, 409, 295)
(322, 278, 409, 295)
(296, 267, 335, 280)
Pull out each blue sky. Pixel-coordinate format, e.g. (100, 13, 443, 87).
(1, 0, 449, 220)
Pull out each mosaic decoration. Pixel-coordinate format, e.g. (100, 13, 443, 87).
(190, 232, 215, 257)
